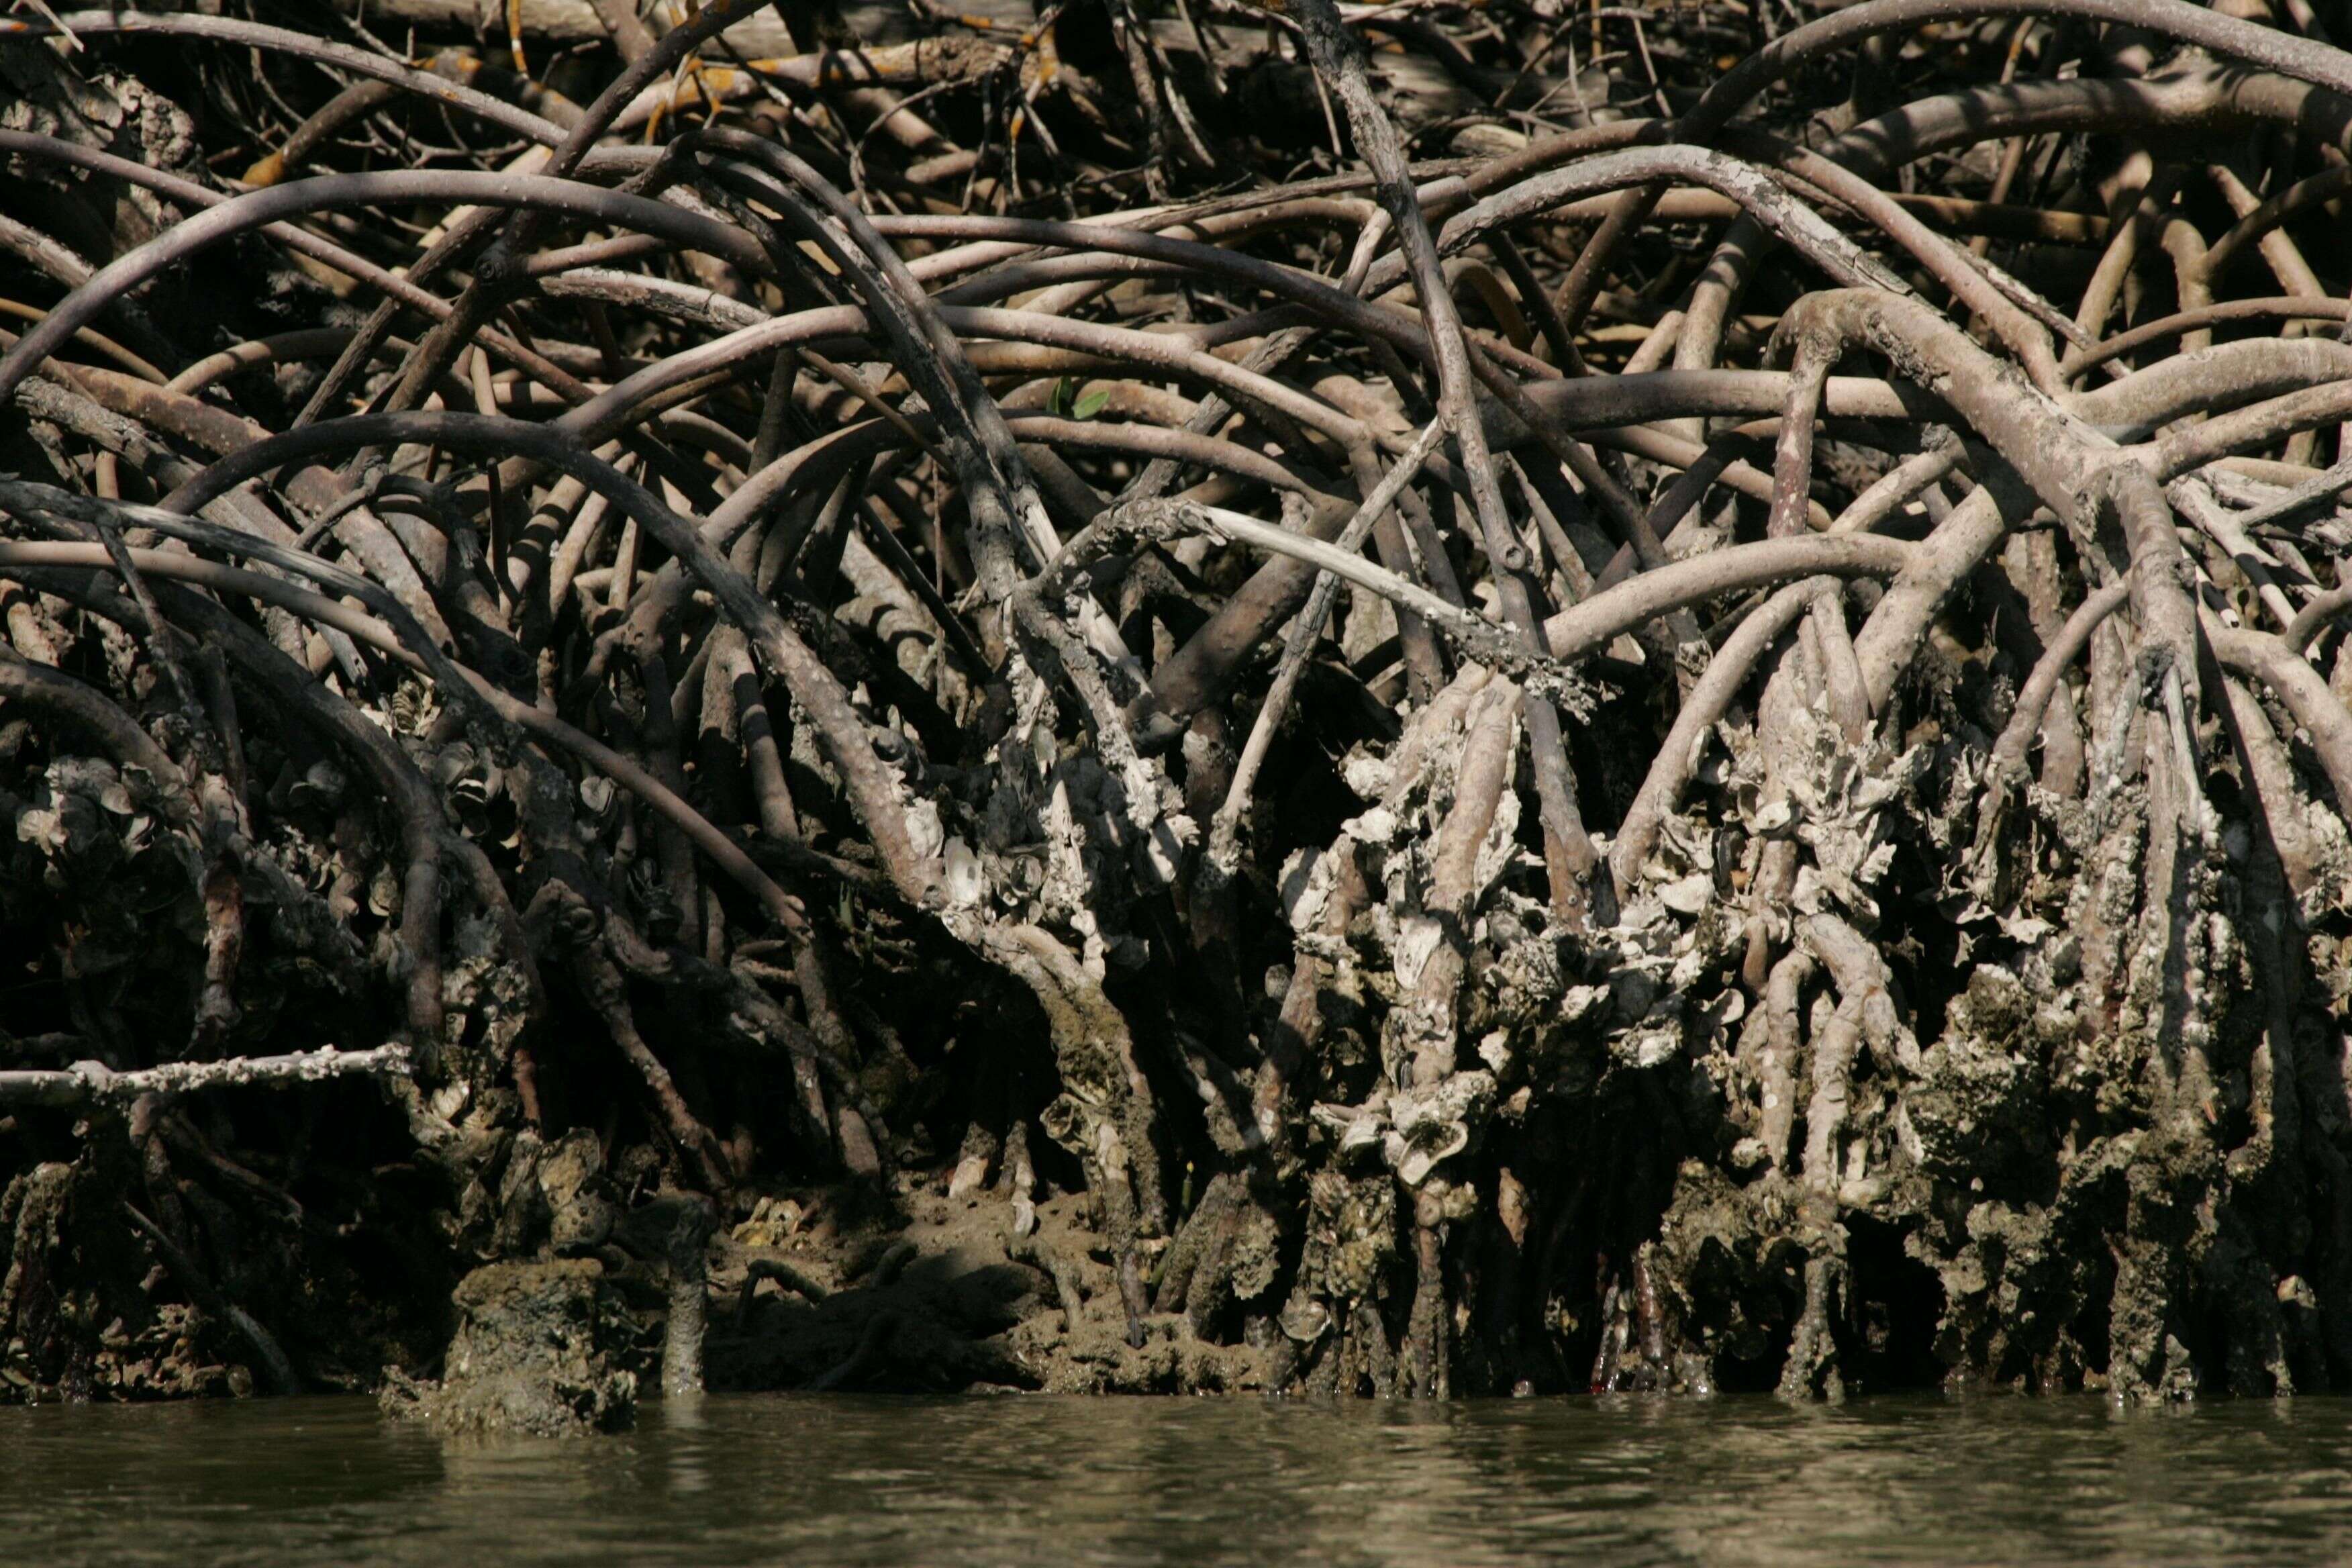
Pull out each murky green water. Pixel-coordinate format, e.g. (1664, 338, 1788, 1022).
(9, 1392, 2352, 1565)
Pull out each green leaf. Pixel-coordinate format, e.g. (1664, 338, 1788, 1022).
(1072, 388, 1110, 421)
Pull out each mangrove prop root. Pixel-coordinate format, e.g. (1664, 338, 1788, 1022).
(5, 0, 2352, 1410)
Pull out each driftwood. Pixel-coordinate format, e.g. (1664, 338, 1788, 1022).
(0, 1045, 409, 1107)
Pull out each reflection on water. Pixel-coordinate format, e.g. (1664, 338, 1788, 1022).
(7, 1391, 2352, 1567)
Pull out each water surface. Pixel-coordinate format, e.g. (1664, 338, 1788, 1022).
(7, 1391, 2352, 1566)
